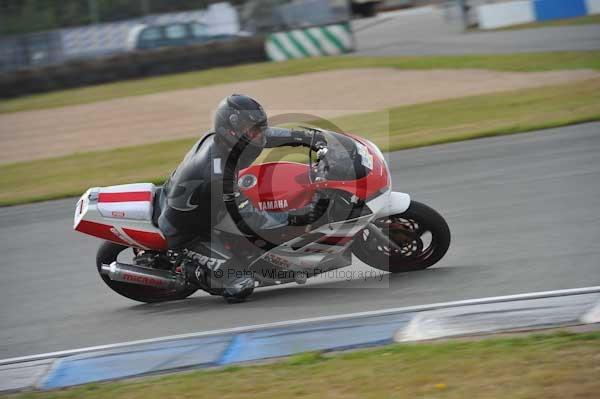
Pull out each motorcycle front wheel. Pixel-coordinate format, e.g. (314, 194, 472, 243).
(96, 241, 197, 303)
(352, 201, 450, 273)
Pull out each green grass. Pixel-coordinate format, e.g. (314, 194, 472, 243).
(493, 14, 600, 31)
(2, 77, 599, 206)
(1, 51, 600, 114)
(6, 331, 600, 399)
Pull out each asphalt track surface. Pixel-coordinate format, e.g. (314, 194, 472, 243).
(353, 7, 600, 55)
(1, 123, 600, 358)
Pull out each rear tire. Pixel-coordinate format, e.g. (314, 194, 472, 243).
(96, 241, 197, 303)
(352, 201, 450, 273)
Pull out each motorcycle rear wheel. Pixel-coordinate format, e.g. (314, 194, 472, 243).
(352, 201, 450, 273)
(96, 241, 197, 303)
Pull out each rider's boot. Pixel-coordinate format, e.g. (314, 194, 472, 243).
(183, 255, 255, 302)
(222, 276, 255, 303)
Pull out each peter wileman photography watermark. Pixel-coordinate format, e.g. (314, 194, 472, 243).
(211, 267, 389, 285)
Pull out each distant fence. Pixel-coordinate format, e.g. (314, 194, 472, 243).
(477, 0, 600, 29)
(0, 0, 352, 98)
(0, 0, 350, 73)
(0, 36, 266, 99)
(0, 2, 240, 72)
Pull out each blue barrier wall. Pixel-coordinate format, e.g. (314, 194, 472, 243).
(478, 0, 599, 29)
(534, 0, 588, 21)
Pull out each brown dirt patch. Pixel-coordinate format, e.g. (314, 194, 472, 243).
(1, 68, 598, 164)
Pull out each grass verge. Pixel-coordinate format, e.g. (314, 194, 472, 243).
(1, 51, 600, 114)
(5, 331, 600, 399)
(1, 78, 599, 206)
(492, 14, 600, 31)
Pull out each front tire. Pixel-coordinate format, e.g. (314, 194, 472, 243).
(352, 201, 450, 273)
(96, 241, 197, 303)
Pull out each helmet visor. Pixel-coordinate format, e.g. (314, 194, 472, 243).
(242, 122, 267, 147)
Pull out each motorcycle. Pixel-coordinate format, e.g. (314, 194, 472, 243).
(73, 127, 450, 303)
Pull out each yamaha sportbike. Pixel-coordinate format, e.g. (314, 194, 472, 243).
(74, 127, 450, 303)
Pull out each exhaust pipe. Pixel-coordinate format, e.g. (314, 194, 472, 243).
(100, 262, 186, 290)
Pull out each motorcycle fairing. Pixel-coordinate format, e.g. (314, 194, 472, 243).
(73, 133, 410, 256)
(74, 183, 168, 250)
(239, 162, 314, 212)
(248, 211, 372, 281)
(368, 190, 411, 219)
(234, 133, 412, 279)
(238, 135, 390, 212)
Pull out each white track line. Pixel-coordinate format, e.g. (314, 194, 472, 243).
(2, 286, 599, 365)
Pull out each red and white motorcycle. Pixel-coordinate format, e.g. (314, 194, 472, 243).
(74, 128, 450, 303)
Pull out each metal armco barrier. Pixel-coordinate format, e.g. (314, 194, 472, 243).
(265, 22, 354, 61)
(1, 286, 599, 392)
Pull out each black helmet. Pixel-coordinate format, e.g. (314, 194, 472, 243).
(214, 94, 268, 150)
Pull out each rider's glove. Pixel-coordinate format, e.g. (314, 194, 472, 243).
(286, 129, 326, 151)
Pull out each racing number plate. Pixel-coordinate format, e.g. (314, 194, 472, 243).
(356, 142, 373, 170)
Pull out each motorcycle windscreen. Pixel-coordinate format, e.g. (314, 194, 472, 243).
(319, 131, 372, 181)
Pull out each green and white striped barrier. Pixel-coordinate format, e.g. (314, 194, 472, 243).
(265, 22, 354, 62)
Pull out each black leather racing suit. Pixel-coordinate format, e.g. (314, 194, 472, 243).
(157, 127, 322, 250)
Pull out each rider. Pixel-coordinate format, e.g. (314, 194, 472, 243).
(157, 94, 328, 302)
